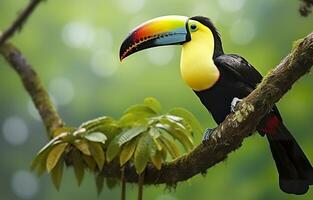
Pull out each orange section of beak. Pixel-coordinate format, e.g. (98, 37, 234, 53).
(119, 15, 189, 61)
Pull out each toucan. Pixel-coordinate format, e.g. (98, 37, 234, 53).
(119, 15, 313, 195)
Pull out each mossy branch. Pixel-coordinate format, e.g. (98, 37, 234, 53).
(1, 31, 313, 185)
(98, 32, 313, 185)
(0, 43, 63, 135)
(1, 27, 313, 187)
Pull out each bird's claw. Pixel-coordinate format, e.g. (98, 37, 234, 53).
(231, 97, 242, 112)
(202, 128, 216, 143)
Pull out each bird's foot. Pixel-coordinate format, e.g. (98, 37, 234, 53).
(202, 128, 216, 143)
(231, 97, 242, 113)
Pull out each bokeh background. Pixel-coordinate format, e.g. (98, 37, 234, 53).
(1, 0, 313, 199)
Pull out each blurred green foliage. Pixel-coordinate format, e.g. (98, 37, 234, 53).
(0, 0, 312, 200)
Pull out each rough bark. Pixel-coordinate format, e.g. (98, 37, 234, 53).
(0, 43, 63, 135)
(100, 32, 313, 184)
(1, 31, 313, 186)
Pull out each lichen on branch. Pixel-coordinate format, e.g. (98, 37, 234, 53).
(0, 43, 63, 135)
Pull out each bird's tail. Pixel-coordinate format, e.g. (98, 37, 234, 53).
(266, 123, 313, 194)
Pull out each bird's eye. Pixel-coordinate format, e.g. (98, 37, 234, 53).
(190, 24, 198, 32)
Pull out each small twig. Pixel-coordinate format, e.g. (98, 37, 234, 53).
(0, 43, 63, 135)
(137, 171, 145, 200)
(121, 166, 126, 200)
(0, 0, 43, 46)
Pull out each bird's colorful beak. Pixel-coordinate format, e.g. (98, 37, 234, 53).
(119, 15, 190, 61)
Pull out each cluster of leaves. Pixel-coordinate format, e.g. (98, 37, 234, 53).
(31, 97, 203, 192)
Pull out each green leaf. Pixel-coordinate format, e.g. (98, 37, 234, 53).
(88, 142, 105, 170)
(119, 113, 136, 126)
(36, 136, 62, 158)
(165, 114, 183, 122)
(118, 126, 147, 146)
(158, 121, 194, 151)
(31, 142, 55, 175)
(160, 147, 167, 161)
(124, 104, 157, 116)
(150, 151, 163, 170)
(106, 126, 146, 162)
(169, 107, 203, 135)
(119, 138, 137, 166)
(144, 97, 161, 113)
(96, 173, 105, 194)
(50, 158, 64, 190)
(149, 141, 163, 170)
(84, 132, 107, 144)
(92, 124, 120, 140)
(171, 130, 194, 151)
(134, 134, 151, 174)
(46, 143, 68, 172)
(52, 127, 75, 138)
(149, 128, 162, 151)
(106, 132, 123, 162)
(149, 127, 161, 139)
(106, 178, 118, 189)
(166, 115, 192, 132)
(158, 136, 180, 159)
(119, 113, 147, 127)
(70, 149, 85, 186)
(82, 155, 97, 171)
(74, 140, 91, 156)
(164, 115, 189, 132)
(80, 116, 114, 130)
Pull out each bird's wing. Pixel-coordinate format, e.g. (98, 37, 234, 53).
(215, 54, 282, 120)
(214, 54, 263, 88)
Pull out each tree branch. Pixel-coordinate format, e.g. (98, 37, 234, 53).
(1, 29, 312, 185)
(0, 0, 312, 194)
(0, 43, 63, 135)
(100, 32, 313, 184)
(1, 29, 312, 184)
(0, 0, 43, 46)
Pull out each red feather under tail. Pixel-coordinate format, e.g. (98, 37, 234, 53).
(259, 116, 313, 195)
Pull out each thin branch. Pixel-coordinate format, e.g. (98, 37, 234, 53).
(0, 0, 43, 46)
(100, 32, 313, 184)
(299, 0, 313, 16)
(0, 43, 64, 135)
(137, 172, 144, 200)
(121, 167, 126, 200)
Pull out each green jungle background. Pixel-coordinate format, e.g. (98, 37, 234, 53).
(0, 0, 312, 199)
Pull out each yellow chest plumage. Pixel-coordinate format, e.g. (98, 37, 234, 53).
(180, 24, 220, 91)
